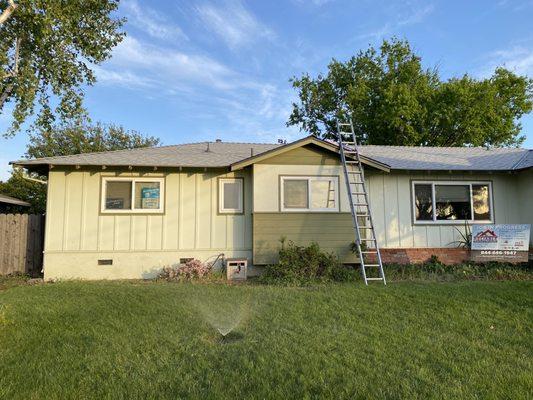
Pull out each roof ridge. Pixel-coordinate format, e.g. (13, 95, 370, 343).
(360, 145, 530, 151)
(12, 140, 281, 163)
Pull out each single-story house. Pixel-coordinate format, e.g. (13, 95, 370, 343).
(12, 136, 533, 280)
(0, 193, 30, 213)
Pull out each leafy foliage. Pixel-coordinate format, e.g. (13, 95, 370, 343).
(0, 121, 160, 213)
(25, 121, 161, 158)
(0, 0, 125, 135)
(288, 38, 533, 147)
(0, 168, 46, 213)
(260, 239, 354, 284)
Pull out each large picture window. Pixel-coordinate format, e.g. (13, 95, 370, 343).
(281, 176, 339, 212)
(101, 177, 164, 213)
(412, 181, 492, 224)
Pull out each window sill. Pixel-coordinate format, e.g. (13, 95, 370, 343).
(413, 220, 493, 226)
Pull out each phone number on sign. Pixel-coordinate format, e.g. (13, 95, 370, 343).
(479, 250, 517, 256)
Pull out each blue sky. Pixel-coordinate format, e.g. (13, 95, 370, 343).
(1, 0, 533, 180)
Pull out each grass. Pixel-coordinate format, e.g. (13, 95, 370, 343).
(0, 280, 532, 399)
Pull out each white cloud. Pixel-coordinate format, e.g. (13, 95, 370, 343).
(397, 4, 435, 26)
(195, 0, 275, 49)
(98, 36, 237, 91)
(121, 0, 188, 41)
(478, 45, 533, 77)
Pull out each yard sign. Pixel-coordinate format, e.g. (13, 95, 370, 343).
(471, 224, 530, 262)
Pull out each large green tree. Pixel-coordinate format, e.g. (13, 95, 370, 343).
(0, 0, 124, 136)
(288, 38, 533, 147)
(25, 121, 161, 158)
(0, 122, 161, 213)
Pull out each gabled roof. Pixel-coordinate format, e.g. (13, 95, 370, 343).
(0, 194, 30, 207)
(11, 136, 532, 172)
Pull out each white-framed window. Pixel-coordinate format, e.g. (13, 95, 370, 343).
(101, 177, 165, 214)
(281, 176, 339, 212)
(412, 181, 493, 224)
(219, 178, 244, 214)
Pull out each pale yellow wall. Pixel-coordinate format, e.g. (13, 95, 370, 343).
(44, 168, 253, 279)
(516, 169, 533, 246)
(253, 163, 351, 212)
(365, 171, 527, 248)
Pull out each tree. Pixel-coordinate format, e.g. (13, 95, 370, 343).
(0, 122, 161, 213)
(0, 0, 124, 136)
(288, 38, 533, 147)
(26, 121, 161, 159)
(0, 169, 47, 213)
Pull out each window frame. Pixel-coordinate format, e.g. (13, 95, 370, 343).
(218, 177, 244, 214)
(100, 176, 165, 214)
(280, 176, 340, 212)
(411, 180, 493, 225)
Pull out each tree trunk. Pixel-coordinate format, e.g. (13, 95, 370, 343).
(0, 0, 17, 25)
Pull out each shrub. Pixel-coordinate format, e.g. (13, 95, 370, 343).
(260, 240, 345, 284)
(160, 259, 211, 282)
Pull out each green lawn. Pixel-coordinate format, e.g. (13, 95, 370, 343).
(0, 280, 531, 399)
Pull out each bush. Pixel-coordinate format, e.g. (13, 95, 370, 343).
(260, 240, 353, 284)
(383, 257, 533, 282)
(159, 259, 211, 282)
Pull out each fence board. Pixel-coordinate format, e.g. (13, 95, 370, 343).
(0, 214, 45, 276)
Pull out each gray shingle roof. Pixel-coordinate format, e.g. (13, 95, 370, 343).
(12, 142, 281, 169)
(358, 145, 532, 171)
(0, 194, 30, 206)
(11, 137, 532, 172)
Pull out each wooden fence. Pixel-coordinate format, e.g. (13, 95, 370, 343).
(0, 214, 45, 276)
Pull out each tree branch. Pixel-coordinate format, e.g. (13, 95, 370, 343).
(0, 0, 17, 25)
(0, 37, 20, 110)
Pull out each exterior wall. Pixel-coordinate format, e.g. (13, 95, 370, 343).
(252, 145, 356, 264)
(516, 169, 533, 247)
(253, 213, 357, 264)
(43, 168, 253, 279)
(368, 248, 470, 265)
(364, 170, 527, 249)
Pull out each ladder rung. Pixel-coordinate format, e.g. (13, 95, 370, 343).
(348, 171, 362, 174)
(354, 203, 368, 206)
(358, 226, 373, 229)
(360, 238, 376, 241)
(361, 250, 378, 253)
(363, 264, 380, 267)
(366, 277, 384, 281)
(346, 161, 360, 164)
(351, 192, 366, 195)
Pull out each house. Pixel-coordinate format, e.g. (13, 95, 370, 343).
(11, 136, 533, 280)
(0, 193, 30, 213)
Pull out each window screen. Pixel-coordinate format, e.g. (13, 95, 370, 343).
(105, 181, 132, 210)
(283, 179, 308, 209)
(219, 178, 243, 213)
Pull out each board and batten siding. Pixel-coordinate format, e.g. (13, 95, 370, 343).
(364, 171, 527, 248)
(43, 168, 253, 279)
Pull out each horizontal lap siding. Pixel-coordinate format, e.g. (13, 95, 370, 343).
(45, 169, 252, 254)
(253, 213, 357, 264)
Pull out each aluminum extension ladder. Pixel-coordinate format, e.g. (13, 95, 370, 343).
(337, 120, 386, 285)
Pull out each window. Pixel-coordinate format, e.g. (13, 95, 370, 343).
(101, 177, 164, 213)
(412, 181, 492, 224)
(219, 178, 243, 214)
(281, 176, 339, 212)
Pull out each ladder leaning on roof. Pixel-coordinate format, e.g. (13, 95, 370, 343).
(336, 120, 386, 285)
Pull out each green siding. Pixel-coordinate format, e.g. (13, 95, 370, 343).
(253, 213, 357, 264)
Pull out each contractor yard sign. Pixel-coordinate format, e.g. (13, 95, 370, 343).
(471, 224, 531, 262)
